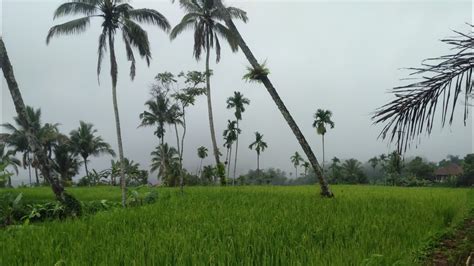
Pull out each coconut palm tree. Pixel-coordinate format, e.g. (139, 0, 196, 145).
(52, 138, 82, 183)
(290, 152, 303, 178)
(47, 0, 171, 207)
(170, 0, 248, 174)
(1, 38, 72, 204)
(197, 146, 208, 176)
(0, 144, 21, 187)
(342, 159, 367, 184)
(211, 0, 333, 197)
(312, 109, 335, 176)
(226, 91, 250, 184)
(139, 91, 181, 145)
(223, 120, 240, 180)
(150, 143, 180, 186)
(248, 132, 267, 175)
(69, 121, 115, 178)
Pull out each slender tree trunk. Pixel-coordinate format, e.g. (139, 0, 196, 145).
(233, 121, 239, 185)
(174, 123, 184, 192)
(0, 38, 67, 202)
(108, 32, 127, 207)
(199, 158, 203, 178)
(295, 166, 298, 178)
(322, 134, 325, 177)
(7, 175, 12, 188)
(35, 166, 39, 185)
(83, 157, 89, 178)
(257, 153, 260, 176)
(215, 6, 333, 197)
(205, 40, 221, 168)
(27, 160, 32, 186)
(227, 145, 232, 180)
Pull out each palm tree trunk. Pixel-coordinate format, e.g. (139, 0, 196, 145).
(227, 145, 232, 179)
(205, 40, 221, 168)
(257, 153, 260, 176)
(35, 167, 39, 185)
(233, 121, 239, 185)
(0, 38, 68, 202)
(295, 166, 298, 178)
(83, 157, 89, 178)
(199, 158, 203, 178)
(27, 160, 32, 186)
(214, 6, 333, 197)
(174, 123, 184, 192)
(322, 134, 325, 177)
(108, 32, 127, 207)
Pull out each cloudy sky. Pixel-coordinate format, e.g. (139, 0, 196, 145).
(1, 0, 473, 184)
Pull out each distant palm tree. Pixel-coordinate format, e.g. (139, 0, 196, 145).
(171, 0, 248, 171)
(197, 146, 208, 177)
(248, 132, 267, 175)
(0, 144, 21, 187)
(368, 157, 379, 170)
(52, 138, 81, 183)
(47, 0, 170, 207)
(69, 121, 115, 178)
(290, 152, 303, 178)
(151, 143, 180, 186)
(226, 91, 250, 184)
(342, 159, 366, 184)
(139, 92, 181, 146)
(312, 109, 335, 177)
(212, 0, 333, 197)
(223, 120, 240, 180)
(302, 161, 310, 176)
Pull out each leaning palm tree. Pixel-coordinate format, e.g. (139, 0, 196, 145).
(47, 0, 171, 207)
(212, 0, 333, 197)
(226, 91, 250, 183)
(312, 109, 335, 176)
(170, 0, 248, 174)
(290, 152, 303, 178)
(248, 132, 267, 175)
(69, 121, 115, 178)
(1, 39, 76, 206)
(0, 144, 21, 187)
(197, 146, 208, 176)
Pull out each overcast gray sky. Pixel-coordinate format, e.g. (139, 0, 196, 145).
(1, 0, 473, 184)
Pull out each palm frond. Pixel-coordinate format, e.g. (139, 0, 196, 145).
(122, 19, 151, 65)
(96, 28, 107, 83)
(372, 27, 474, 152)
(170, 15, 197, 40)
(214, 22, 238, 52)
(122, 30, 136, 80)
(53, 1, 99, 19)
(46, 16, 91, 44)
(128, 9, 171, 32)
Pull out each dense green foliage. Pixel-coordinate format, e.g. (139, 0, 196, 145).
(0, 186, 472, 265)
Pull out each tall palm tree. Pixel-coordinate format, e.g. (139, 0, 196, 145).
(170, 0, 248, 176)
(1, 38, 71, 204)
(223, 120, 240, 180)
(226, 91, 250, 184)
(139, 92, 180, 145)
(69, 121, 115, 178)
(290, 152, 303, 178)
(212, 0, 333, 197)
(0, 144, 21, 187)
(47, 0, 171, 207)
(248, 132, 267, 175)
(197, 146, 208, 176)
(312, 109, 335, 176)
(150, 143, 179, 186)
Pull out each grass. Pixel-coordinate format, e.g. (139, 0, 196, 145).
(0, 185, 472, 265)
